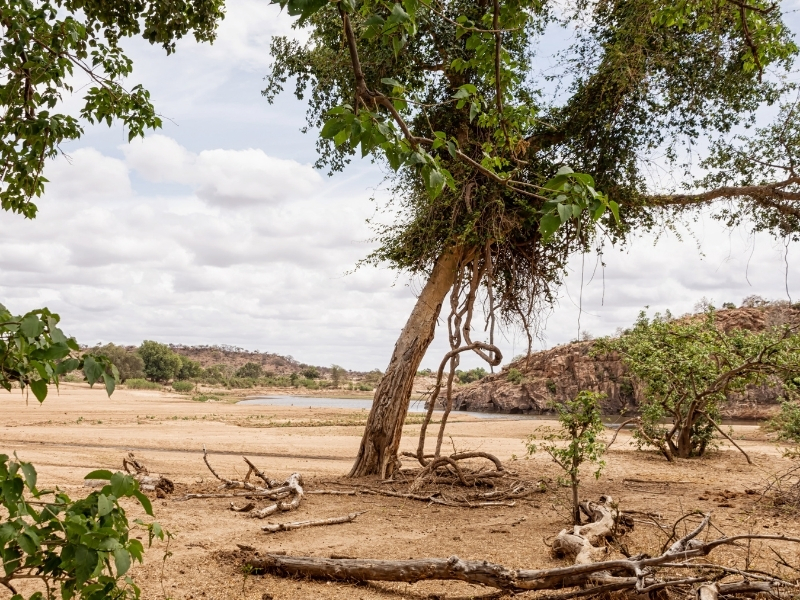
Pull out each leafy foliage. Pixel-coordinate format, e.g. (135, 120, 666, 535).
(1, 304, 118, 401)
(176, 356, 203, 381)
(266, 0, 799, 334)
(137, 341, 182, 383)
(770, 398, 800, 444)
(235, 362, 263, 379)
(0, 455, 164, 599)
(594, 310, 800, 459)
(527, 391, 607, 524)
(0, 0, 225, 218)
(456, 367, 486, 384)
(89, 345, 144, 382)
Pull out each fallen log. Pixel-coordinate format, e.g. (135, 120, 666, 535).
(262, 512, 364, 534)
(245, 499, 800, 595)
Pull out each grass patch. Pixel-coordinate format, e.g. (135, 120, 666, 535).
(124, 379, 163, 390)
(172, 381, 195, 392)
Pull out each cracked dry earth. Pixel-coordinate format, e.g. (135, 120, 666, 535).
(1, 384, 798, 600)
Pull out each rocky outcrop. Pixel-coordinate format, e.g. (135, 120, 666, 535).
(450, 304, 799, 418)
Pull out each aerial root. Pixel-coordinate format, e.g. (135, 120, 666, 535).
(243, 496, 800, 595)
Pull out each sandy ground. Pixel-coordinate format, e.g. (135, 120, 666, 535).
(1, 384, 798, 600)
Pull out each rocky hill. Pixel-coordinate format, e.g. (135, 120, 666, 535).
(451, 302, 799, 419)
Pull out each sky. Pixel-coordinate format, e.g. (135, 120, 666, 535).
(0, 1, 798, 372)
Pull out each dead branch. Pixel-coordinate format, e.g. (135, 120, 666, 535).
(250, 504, 279, 519)
(697, 410, 753, 464)
(230, 502, 255, 512)
(261, 511, 364, 534)
(246, 499, 800, 595)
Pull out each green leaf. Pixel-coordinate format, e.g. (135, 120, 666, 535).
(29, 379, 48, 403)
(16, 532, 38, 555)
(557, 203, 572, 224)
(103, 372, 116, 396)
(84, 469, 114, 480)
(133, 490, 154, 516)
(83, 356, 103, 386)
(381, 77, 403, 88)
(97, 494, 113, 517)
(114, 547, 131, 576)
(538, 213, 561, 242)
(608, 200, 620, 224)
(320, 119, 346, 140)
(20, 314, 44, 339)
(469, 102, 480, 122)
(19, 462, 37, 491)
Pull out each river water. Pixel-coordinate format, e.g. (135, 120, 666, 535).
(237, 395, 760, 427)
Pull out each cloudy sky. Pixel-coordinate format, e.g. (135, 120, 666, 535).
(0, 2, 798, 372)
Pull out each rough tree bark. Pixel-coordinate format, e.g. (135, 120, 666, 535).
(349, 247, 465, 478)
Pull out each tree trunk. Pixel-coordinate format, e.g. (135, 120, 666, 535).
(349, 248, 463, 478)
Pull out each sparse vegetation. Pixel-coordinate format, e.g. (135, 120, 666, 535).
(527, 391, 607, 525)
(595, 309, 800, 460)
(770, 399, 800, 443)
(507, 368, 523, 385)
(125, 379, 163, 391)
(90, 344, 145, 382)
(172, 380, 195, 392)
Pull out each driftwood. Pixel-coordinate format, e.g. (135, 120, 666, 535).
(118, 452, 173, 496)
(246, 497, 800, 596)
(262, 512, 364, 534)
(199, 448, 305, 516)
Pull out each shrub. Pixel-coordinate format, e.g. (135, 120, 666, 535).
(91, 343, 145, 381)
(138, 341, 182, 383)
(0, 454, 165, 599)
(125, 378, 163, 390)
(771, 399, 800, 443)
(545, 379, 557, 394)
(507, 368, 523, 384)
(594, 309, 800, 460)
(330, 364, 346, 388)
(527, 391, 607, 524)
(172, 380, 194, 392)
(177, 355, 203, 380)
(356, 383, 373, 392)
(301, 366, 320, 379)
(236, 362, 263, 378)
(457, 367, 487, 384)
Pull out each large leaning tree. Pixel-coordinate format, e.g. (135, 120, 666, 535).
(266, 0, 800, 478)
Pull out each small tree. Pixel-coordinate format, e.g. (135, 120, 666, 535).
(177, 356, 203, 381)
(137, 341, 182, 383)
(527, 391, 607, 525)
(92, 344, 145, 382)
(301, 366, 320, 380)
(595, 310, 800, 460)
(235, 362, 263, 379)
(330, 365, 346, 388)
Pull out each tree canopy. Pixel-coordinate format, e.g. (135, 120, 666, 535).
(1, 0, 225, 217)
(267, 0, 800, 332)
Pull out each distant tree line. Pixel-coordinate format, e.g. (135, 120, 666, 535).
(81, 342, 385, 392)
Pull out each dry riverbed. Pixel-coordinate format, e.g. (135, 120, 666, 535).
(1, 384, 798, 599)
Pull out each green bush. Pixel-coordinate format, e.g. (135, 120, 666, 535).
(507, 368, 523, 384)
(301, 366, 320, 379)
(770, 399, 800, 443)
(457, 367, 487, 384)
(138, 340, 182, 383)
(0, 454, 165, 599)
(171, 380, 194, 392)
(125, 378, 163, 390)
(236, 362, 263, 378)
(176, 355, 203, 380)
(91, 343, 145, 381)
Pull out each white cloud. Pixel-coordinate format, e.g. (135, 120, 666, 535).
(123, 135, 320, 207)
